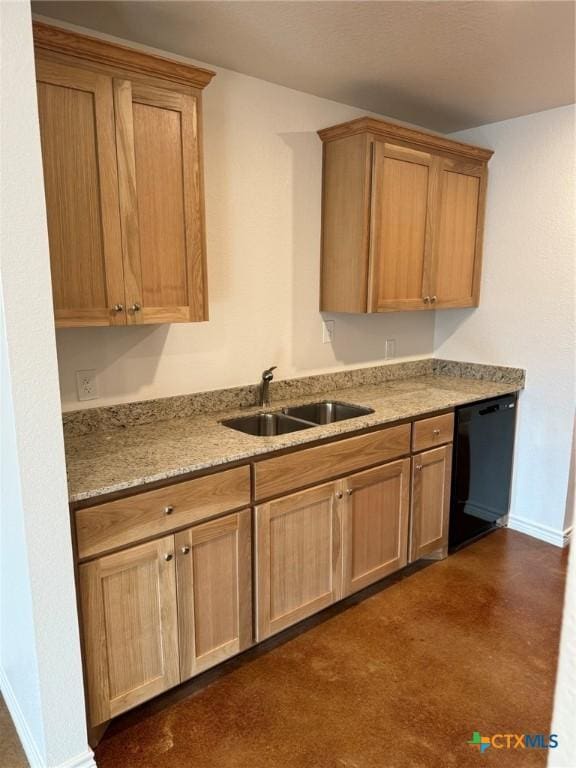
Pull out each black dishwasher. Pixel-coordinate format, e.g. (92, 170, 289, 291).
(449, 394, 517, 551)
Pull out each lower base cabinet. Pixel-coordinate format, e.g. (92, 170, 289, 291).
(255, 458, 412, 640)
(79, 509, 252, 726)
(175, 510, 252, 680)
(255, 482, 341, 641)
(78, 420, 455, 726)
(410, 445, 452, 561)
(342, 459, 410, 597)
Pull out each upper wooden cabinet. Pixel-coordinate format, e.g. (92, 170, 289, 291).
(33, 22, 215, 328)
(318, 118, 492, 313)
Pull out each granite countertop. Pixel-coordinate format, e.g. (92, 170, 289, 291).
(65, 370, 523, 504)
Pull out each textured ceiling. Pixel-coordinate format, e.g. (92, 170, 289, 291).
(32, 1, 575, 132)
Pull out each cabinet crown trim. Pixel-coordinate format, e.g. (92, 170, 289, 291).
(32, 21, 216, 90)
(317, 117, 493, 162)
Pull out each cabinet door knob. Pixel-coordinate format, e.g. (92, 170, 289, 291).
(433, 428, 441, 436)
(423, 296, 430, 304)
(112, 304, 124, 312)
(335, 491, 343, 499)
(431, 296, 437, 303)
(131, 303, 141, 312)
(180, 545, 190, 555)
(163, 505, 174, 515)
(415, 464, 423, 471)
(164, 553, 173, 562)
(347, 488, 354, 496)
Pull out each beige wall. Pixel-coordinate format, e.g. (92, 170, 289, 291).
(0, 4, 92, 766)
(49, 23, 435, 411)
(439, 105, 575, 544)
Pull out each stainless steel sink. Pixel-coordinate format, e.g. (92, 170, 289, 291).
(221, 412, 315, 436)
(282, 401, 374, 424)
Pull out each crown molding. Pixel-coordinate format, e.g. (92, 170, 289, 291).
(32, 21, 215, 90)
(318, 117, 493, 162)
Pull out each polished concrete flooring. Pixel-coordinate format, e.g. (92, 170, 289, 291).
(0, 696, 28, 768)
(91, 530, 566, 767)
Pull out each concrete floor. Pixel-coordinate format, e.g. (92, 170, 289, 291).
(0, 696, 27, 768)
(93, 529, 568, 768)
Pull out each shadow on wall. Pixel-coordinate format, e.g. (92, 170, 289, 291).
(56, 324, 170, 404)
(280, 130, 435, 370)
(434, 308, 477, 349)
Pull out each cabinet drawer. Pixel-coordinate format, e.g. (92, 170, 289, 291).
(75, 466, 250, 559)
(254, 423, 411, 501)
(412, 413, 454, 452)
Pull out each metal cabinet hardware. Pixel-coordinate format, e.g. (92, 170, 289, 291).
(164, 553, 173, 561)
(180, 545, 190, 555)
(163, 505, 174, 515)
(112, 303, 124, 312)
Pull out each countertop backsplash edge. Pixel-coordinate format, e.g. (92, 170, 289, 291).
(62, 358, 525, 438)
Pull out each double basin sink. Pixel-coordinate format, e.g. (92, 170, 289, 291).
(222, 401, 374, 436)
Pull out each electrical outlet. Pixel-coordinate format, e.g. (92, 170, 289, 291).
(76, 370, 98, 401)
(385, 338, 397, 359)
(322, 320, 335, 344)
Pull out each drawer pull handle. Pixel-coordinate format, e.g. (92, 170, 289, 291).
(180, 545, 190, 555)
(164, 553, 173, 562)
(433, 428, 441, 436)
(163, 505, 174, 515)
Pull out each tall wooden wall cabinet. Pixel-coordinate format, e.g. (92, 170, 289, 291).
(33, 22, 215, 327)
(318, 118, 493, 313)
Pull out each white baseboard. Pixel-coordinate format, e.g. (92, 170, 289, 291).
(0, 667, 96, 768)
(56, 750, 97, 768)
(508, 517, 572, 548)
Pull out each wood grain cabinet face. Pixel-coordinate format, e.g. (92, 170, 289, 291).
(342, 459, 410, 597)
(255, 482, 342, 641)
(432, 159, 485, 308)
(175, 510, 252, 681)
(34, 24, 212, 328)
(114, 80, 207, 324)
(79, 536, 180, 726)
(410, 444, 452, 562)
(35, 59, 126, 327)
(318, 118, 491, 314)
(370, 144, 434, 312)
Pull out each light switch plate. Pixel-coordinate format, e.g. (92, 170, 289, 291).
(322, 320, 335, 344)
(76, 370, 98, 401)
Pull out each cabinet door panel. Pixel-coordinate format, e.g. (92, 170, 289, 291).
(410, 445, 452, 561)
(370, 143, 435, 311)
(35, 59, 125, 327)
(175, 510, 252, 680)
(114, 80, 207, 324)
(79, 536, 179, 726)
(342, 459, 410, 596)
(433, 159, 485, 307)
(256, 483, 341, 640)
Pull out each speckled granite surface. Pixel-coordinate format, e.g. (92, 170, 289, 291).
(65, 361, 525, 503)
(62, 358, 524, 438)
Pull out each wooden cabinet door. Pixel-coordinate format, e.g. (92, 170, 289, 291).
(35, 59, 126, 327)
(175, 510, 252, 681)
(342, 459, 410, 597)
(369, 142, 435, 312)
(432, 158, 486, 308)
(79, 536, 180, 726)
(114, 79, 207, 324)
(410, 445, 452, 562)
(255, 482, 342, 640)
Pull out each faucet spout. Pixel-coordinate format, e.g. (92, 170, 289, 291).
(259, 366, 277, 407)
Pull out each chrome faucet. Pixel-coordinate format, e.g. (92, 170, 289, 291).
(259, 366, 277, 407)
